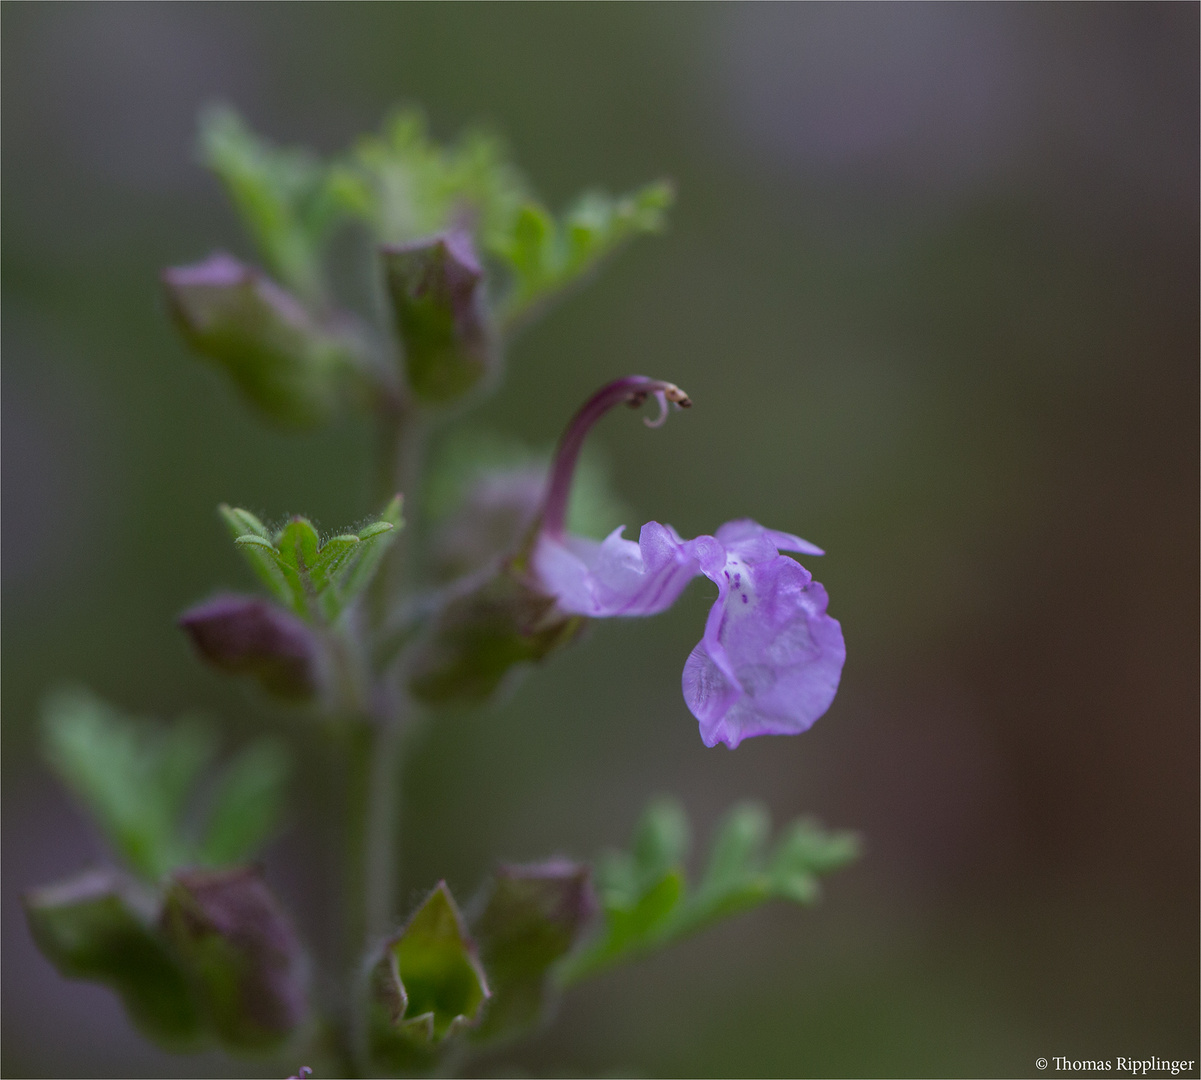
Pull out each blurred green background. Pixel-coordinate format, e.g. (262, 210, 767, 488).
(3, 4, 1197, 1077)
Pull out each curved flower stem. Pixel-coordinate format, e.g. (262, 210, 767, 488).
(540, 375, 690, 538)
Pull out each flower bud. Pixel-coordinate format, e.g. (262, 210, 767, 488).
(163, 253, 367, 428)
(407, 568, 584, 706)
(178, 594, 320, 702)
(429, 464, 544, 582)
(470, 861, 596, 1043)
(382, 230, 496, 405)
(24, 869, 202, 1049)
(160, 866, 309, 1053)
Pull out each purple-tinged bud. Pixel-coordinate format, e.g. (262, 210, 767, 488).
(381, 230, 496, 405)
(178, 594, 320, 702)
(24, 868, 203, 1048)
(407, 570, 584, 705)
(163, 252, 367, 428)
(430, 464, 545, 582)
(470, 860, 596, 1043)
(160, 866, 309, 1053)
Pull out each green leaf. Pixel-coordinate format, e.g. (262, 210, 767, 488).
(161, 867, 309, 1053)
(25, 869, 203, 1049)
(769, 818, 860, 903)
(199, 106, 358, 304)
(632, 797, 690, 892)
(274, 516, 321, 573)
(220, 505, 272, 540)
(220, 505, 293, 606)
(309, 534, 360, 591)
(556, 798, 859, 987)
(336, 495, 404, 613)
(218, 497, 403, 622)
(347, 108, 530, 247)
(42, 689, 294, 878)
(663, 803, 773, 936)
(700, 801, 771, 894)
(368, 881, 489, 1071)
(197, 738, 292, 867)
(493, 181, 674, 330)
(470, 862, 595, 1045)
(41, 689, 217, 881)
(506, 203, 556, 286)
(604, 870, 685, 951)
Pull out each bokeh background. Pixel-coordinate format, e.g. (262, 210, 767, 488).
(3, 4, 1198, 1077)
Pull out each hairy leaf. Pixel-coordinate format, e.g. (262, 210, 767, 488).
(218, 496, 403, 622)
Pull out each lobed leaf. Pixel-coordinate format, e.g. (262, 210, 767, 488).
(556, 798, 858, 986)
(221, 505, 294, 606)
(198, 738, 292, 867)
(493, 181, 674, 330)
(347, 108, 529, 248)
(275, 516, 321, 574)
(218, 497, 403, 622)
(200, 106, 360, 304)
(41, 689, 217, 881)
(41, 689, 293, 879)
(335, 494, 404, 615)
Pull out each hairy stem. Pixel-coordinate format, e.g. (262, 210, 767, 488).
(340, 395, 427, 1069)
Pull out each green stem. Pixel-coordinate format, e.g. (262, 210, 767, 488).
(339, 394, 427, 1071)
(341, 709, 405, 1003)
(363, 711, 404, 939)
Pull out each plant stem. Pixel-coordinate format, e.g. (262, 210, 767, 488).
(363, 709, 404, 939)
(340, 394, 427, 1070)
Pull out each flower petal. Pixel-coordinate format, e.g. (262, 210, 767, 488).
(684, 551, 844, 749)
(533, 522, 718, 617)
(715, 518, 825, 560)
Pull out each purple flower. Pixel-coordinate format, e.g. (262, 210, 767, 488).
(681, 520, 844, 749)
(531, 377, 845, 749)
